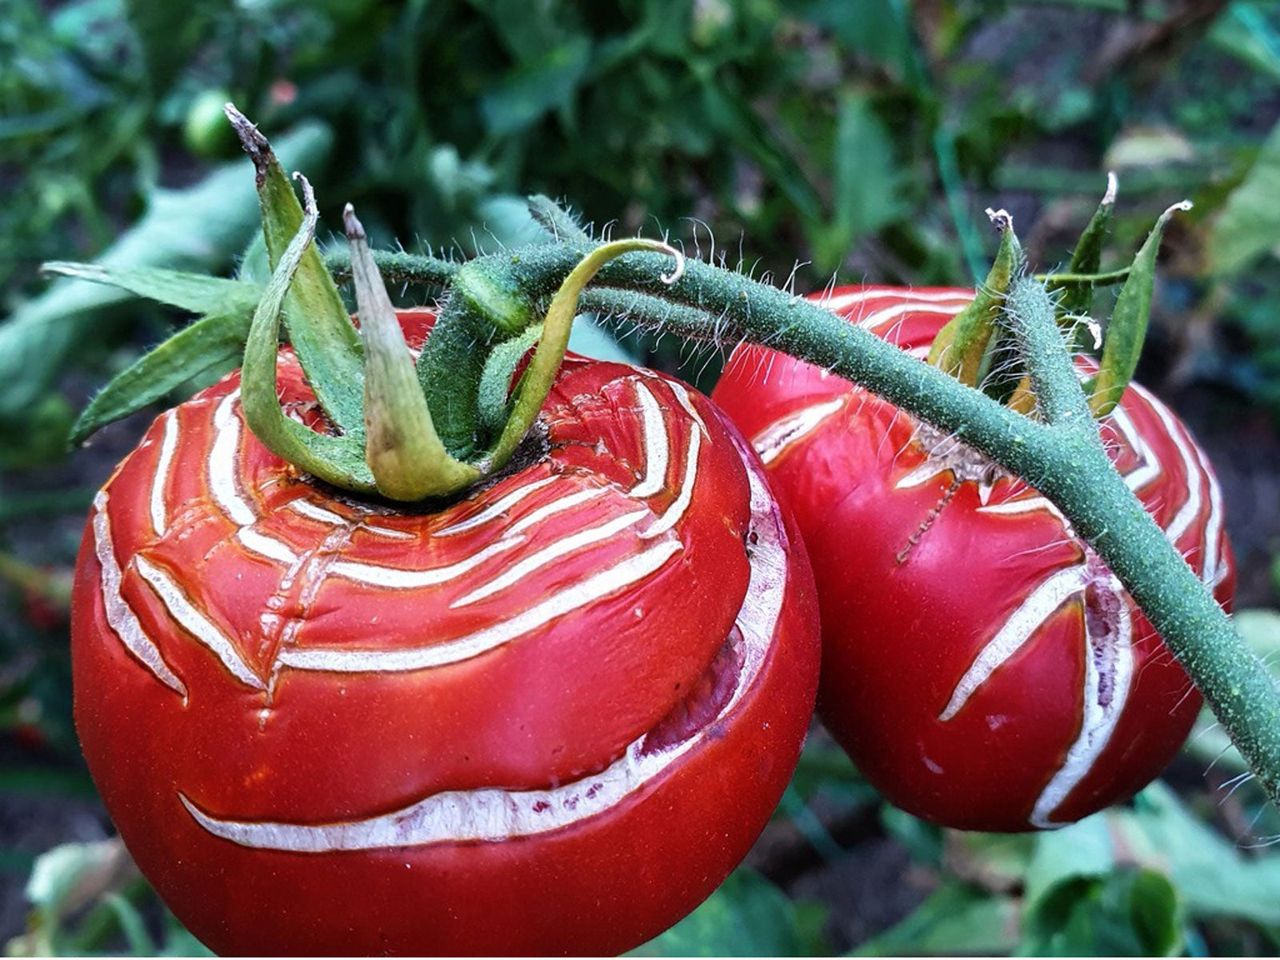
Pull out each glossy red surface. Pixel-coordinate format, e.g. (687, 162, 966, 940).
(712, 286, 1236, 832)
(72, 310, 820, 955)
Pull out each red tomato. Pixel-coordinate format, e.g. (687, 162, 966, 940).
(72, 310, 820, 955)
(712, 287, 1235, 832)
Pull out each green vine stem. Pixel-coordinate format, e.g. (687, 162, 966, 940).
(413, 240, 1280, 809)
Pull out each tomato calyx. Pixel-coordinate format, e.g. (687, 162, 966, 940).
(61, 106, 683, 507)
(923, 177, 1191, 424)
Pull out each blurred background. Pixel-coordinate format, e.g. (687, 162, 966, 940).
(3, 0, 1280, 954)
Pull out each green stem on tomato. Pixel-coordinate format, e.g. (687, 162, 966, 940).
(1000, 277, 1280, 807)
(324, 247, 460, 288)
(418, 238, 1280, 810)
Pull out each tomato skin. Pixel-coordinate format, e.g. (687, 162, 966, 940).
(72, 310, 820, 955)
(712, 287, 1236, 833)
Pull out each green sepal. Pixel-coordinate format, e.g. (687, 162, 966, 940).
(927, 209, 1024, 386)
(239, 175, 376, 494)
(225, 104, 365, 439)
(1059, 173, 1117, 320)
(70, 309, 254, 446)
(40, 262, 261, 316)
(527, 195, 592, 243)
(416, 263, 538, 460)
(1088, 201, 1192, 418)
(477, 323, 545, 436)
(344, 205, 480, 501)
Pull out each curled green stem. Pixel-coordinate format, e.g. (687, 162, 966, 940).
(479, 238, 684, 473)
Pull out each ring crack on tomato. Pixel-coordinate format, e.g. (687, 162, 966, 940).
(73, 309, 820, 956)
(712, 286, 1235, 834)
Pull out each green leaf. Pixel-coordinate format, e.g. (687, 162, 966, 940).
(927, 211, 1023, 385)
(803, 0, 916, 83)
(1090, 201, 1190, 416)
(1209, 117, 1280, 275)
(1024, 814, 1118, 915)
(1061, 174, 1117, 320)
(853, 882, 1019, 956)
(480, 36, 592, 137)
(238, 177, 375, 494)
(70, 308, 254, 445)
(24, 839, 135, 922)
(630, 870, 828, 957)
(1020, 868, 1183, 956)
(0, 121, 331, 423)
(40, 263, 261, 316)
(817, 92, 903, 269)
(1113, 782, 1280, 927)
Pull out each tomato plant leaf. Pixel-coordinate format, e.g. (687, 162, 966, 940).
(630, 870, 827, 957)
(479, 36, 592, 137)
(1060, 174, 1117, 320)
(0, 121, 331, 424)
(40, 263, 260, 316)
(1020, 868, 1183, 956)
(1090, 201, 1190, 416)
(817, 92, 903, 271)
(1209, 116, 1280, 276)
(852, 882, 1019, 956)
(1115, 781, 1280, 927)
(239, 176, 375, 493)
(69, 308, 252, 445)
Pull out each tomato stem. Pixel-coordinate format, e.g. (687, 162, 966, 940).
(436, 238, 1280, 811)
(325, 247, 459, 289)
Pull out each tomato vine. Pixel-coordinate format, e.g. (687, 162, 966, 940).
(61, 108, 1280, 818)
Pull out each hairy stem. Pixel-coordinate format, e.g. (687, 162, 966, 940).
(324, 248, 459, 288)
(1002, 281, 1280, 805)
(426, 240, 1280, 807)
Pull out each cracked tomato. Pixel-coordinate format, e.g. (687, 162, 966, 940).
(72, 310, 820, 955)
(712, 286, 1234, 832)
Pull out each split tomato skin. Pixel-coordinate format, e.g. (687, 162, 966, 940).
(712, 287, 1235, 833)
(72, 310, 820, 956)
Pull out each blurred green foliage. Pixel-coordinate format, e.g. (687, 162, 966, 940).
(4, 0, 1280, 955)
